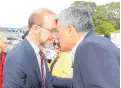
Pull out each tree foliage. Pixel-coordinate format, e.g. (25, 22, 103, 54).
(95, 21, 116, 37)
(71, 1, 96, 15)
(93, 2, 120, 29)
(105, 2, 120, 29)
(71, 1, 120, 37)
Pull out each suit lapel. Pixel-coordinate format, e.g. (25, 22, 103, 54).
(22, 38, 42, 84)
(22, 38, 53, 88)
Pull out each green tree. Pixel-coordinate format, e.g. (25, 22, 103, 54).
(93, 2, 120, 30)
(105, 2, 120, 29)
(93, 5, 108, 26)
(71, 1, 96, 15)
(95, 21, 116, 37)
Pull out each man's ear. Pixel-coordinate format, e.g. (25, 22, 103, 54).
(68, 25, 75, 38)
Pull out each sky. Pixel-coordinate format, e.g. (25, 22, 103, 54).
(0, 0, 120, 28)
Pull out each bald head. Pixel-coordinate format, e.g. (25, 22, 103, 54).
(27, 8, 56, 47)
(28, 8, 55, 29)
(0, 35, 7, 51)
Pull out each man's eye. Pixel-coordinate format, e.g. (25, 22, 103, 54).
(52, 29, 58, 33)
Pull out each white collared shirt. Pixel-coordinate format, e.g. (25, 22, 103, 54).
(71, 32, 88, 63)
(26, 36, 46, 78)
(70, 33, 87, 77)
(72, 33, 88, 55)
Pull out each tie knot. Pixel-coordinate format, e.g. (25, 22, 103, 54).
(39, 50, 44, 56)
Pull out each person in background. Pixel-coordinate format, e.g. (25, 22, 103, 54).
(0, 35, 7, 88)
(56, 6, 120, 88)
(48, 37, 73, 78)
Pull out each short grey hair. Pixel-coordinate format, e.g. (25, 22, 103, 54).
(57, 6, 94, 32)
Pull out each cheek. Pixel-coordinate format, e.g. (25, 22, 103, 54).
(44, 31, 51, 40)
(3, 45, 6, 49)
(58, 32, 63, 42)
(40, 31, 51, 41)
(1, 44, 7, 50)
(4, 43, 7, 47)
(47, 32, 51, 37)
(58, 33, 67, 45)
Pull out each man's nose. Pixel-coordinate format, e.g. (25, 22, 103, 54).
(51, 33, 58, 41)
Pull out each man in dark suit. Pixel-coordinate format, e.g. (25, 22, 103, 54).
(56, 6, 120, 88)
(3, 8, 72, 88)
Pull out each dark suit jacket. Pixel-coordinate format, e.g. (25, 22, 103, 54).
(73, 31, 120, 88)
(3, 38, 72, 88)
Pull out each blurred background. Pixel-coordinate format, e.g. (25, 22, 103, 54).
(0, 0, 120, 57)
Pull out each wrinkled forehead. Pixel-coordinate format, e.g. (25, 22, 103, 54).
(43, 14, 57, 29)
(56, 20, 64, 29)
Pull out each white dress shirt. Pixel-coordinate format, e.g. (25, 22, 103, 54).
(26, 36, 46, 78)
(71, 33, 87, 77)
(72, 33, 88, 55)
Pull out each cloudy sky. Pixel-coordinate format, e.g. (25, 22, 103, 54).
(0, 0, 120, 28)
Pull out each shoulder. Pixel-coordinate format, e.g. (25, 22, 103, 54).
(6, 42, 26, 64)
(77, 41, 103, 50)
(76, 41, 112, 57)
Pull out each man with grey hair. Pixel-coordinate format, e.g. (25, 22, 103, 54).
(56, 6, 120, 88)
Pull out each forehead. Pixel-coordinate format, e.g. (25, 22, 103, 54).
(56, 20, 64, 29)
(56, 21, 70, 33)
(43, 14, 56, 29)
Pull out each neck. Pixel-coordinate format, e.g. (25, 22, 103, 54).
(27, 34, 40, 48)
(70, 32, 86, 50)
(76, 32, 85, 42)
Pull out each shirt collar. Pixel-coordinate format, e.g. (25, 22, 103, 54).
(26, 36, 40, 54)
(72, 32, 88, 55)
